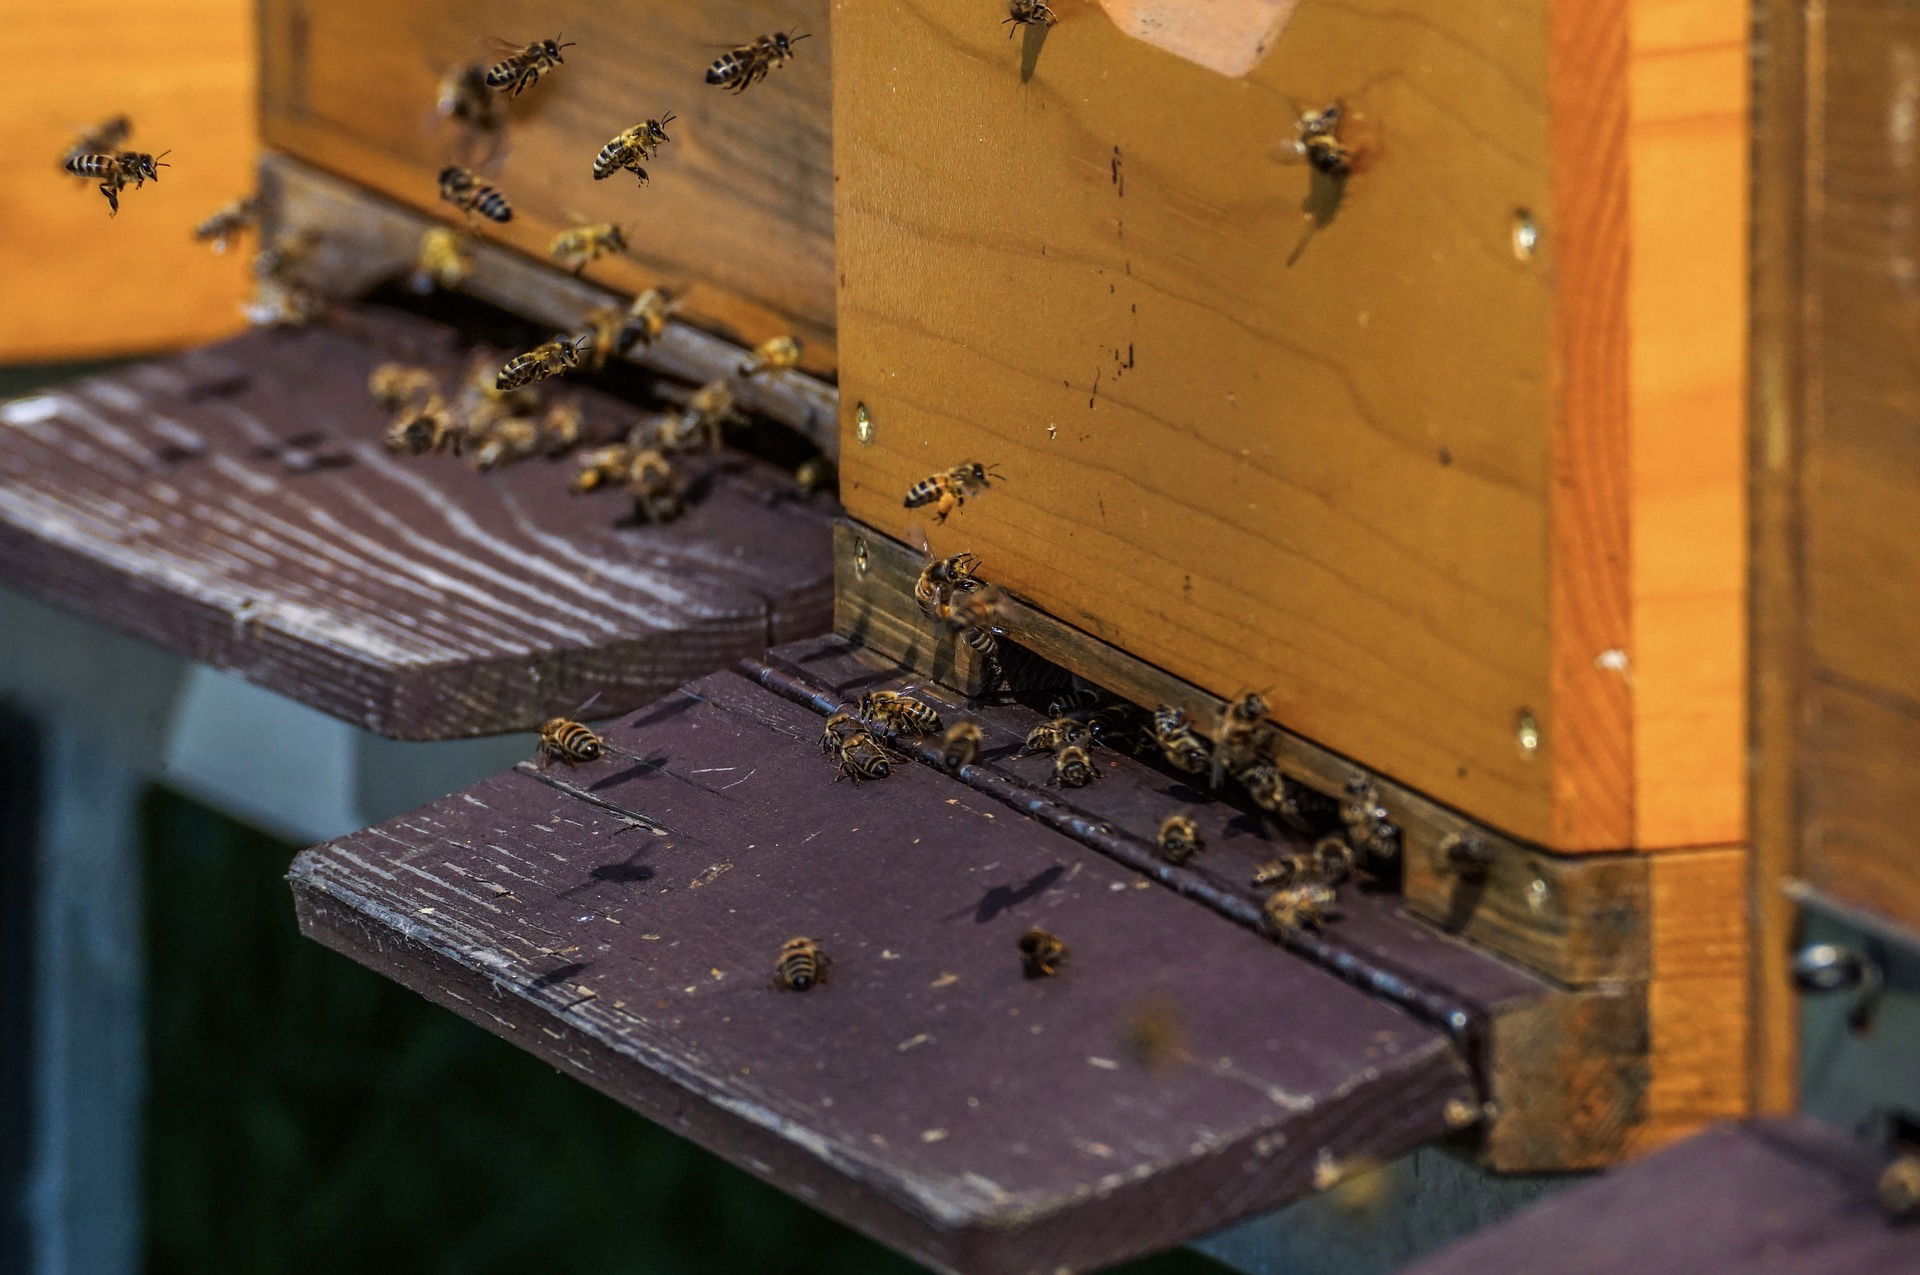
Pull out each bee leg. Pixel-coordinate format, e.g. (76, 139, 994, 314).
(101, 184, 119, 216)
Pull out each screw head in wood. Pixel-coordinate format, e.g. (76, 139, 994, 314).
(1515, 710, 1541, 757)
(1524, 875, 1551, 915)
(1511, 209, 1539, 261)
(854, 401, 874, 445)
(853, 537, 871, 578)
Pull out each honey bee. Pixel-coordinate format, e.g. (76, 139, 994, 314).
(575, 306, 625, 370)
(672, 379, 744, 451)
(739, 334, 802, 378)
(570, 444, 634, 493)
(819, 710, 862, 758)
(1020, 717, 1087, 756)
(860, 690, 943, 736)
(1879, 1154, 1920, 1221)
(794, 455, 836, 496)
(592, 115, 675, 185)
(243, 282, 323, 329)
(1050, 743, 1099, 788)
(484, 33, 576, 98)
(438, 166, 513, 222)
(1084, 704, 1147, 752)
(616, 288, 677, 353)
(904, 461, 1003, 523)
(1251, 839, 1353, 891)
(539, 401, 584, 455)
(1003, 0, 1058, 36)
(62, 115, 131, 169)
(550, 221, 628, 276)
(368, 363, 440, 411)
(250, 228, 317, 283)
(706, 31, 811, 95)
(1151, 705, 1212, 774)
(1017, 927, 1067, 978)
(384, 395, 466, 457)
(1340, 776, 1401, 859)
(472, 418, 542, 471)
(496, 336, 587, 391)
(192, 196, 258, 255)
(437, 63, 507, 136)
(773, 936, 830, 991)
(914, 551, 983, 617)
(938, 721, 983, 771)
(1263, 883, 1338, 936)
(537, 716, 609, 767)
(833, 728, 895, 783)
(410, 227, 474, 294)
(1211, 689, 1273, 789)
(940, 582, 1006, 635)
(1157, 814, 1204, 864)
(65, 149, 169, 216)
(627, 448, 684, 523)
(1294, 103, 1355, 178)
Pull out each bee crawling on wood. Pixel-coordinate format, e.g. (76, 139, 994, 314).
(570, 443, 635, 494)
(1003, 0, 1058, 36)
(65, 148, 169, 216)
(914, 550, 983, 618)
(1017, 927, 1068, 979)
(549, 220, 628, 276)
(904, 461, 1003, 524)
(484, 33, 576, 98)
(1157, 814, 1204, 865)
(739, 334, 802, 378)
(706, 30, 811, 95)
(627, 448, 684, 524)
(1293, 103, 1356, 178)
(665, 380, 744, 452)
(384, 395, 466, 457)
(1211, 689, 1274, 789)
(832, 727, 896, 783)
(410, 227, 473, 294)
(773, 936, 830, 991)
(593, 114, 675, 185)
(535, 716, 610, 767)
(1049, 743, 1099, 788)
(1262, 882, 1339, 936)
(1151, 705, 1212, 775)
(496, 335, 587, 391)
(1252, 836, 1355, 891)
(368, 363, 440, 411)
(937, 720, 983, 771)
(1020, 717, 1087, 756)
(192, 195, 258, 255)
(472, 418, 544, 471)
(438, 165, 513, 223)
(819, 710, 863, 758)
(538, 401, 584, 455)
(860, 689, 943, 736)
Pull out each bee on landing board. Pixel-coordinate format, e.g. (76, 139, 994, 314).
(706, 31, 811, 95)
(1050, 743, 1099, 788)
(571, 443, 635, 494)
(1251, 837, 1354, 891)
(593, 115, 675, 185)
(484, 33, 576, 98)
(384, 395, 465, 457)
(1211, 689, 1273, 789)
(773, 936, 830, 991)
(832, 728, 895, 783)
(739, 334, 802, 378)
(1017, 927, 1067, 979)
(1003, 0, 1057, 36)
(860, 689, 943, 736)
(627, 448, 684, 524)
(438, 166, 513, 222)
(1263, 882, 1338, 936)
(536, 716, 608, 767)
(1021, 717, 1087, 756)
(938, 721, 983, 771)
(65, 149, 169, 217)
(819, 711, 862, 758)
(496, 336, 587, 391)
(193, 196, 258, 255)
(1157, 814, 1204, 865)
(550, 220, 628, 276)
(61, 115, 131, 170)
(904, 462, 1003, 523)
(368, 363, 440, 412)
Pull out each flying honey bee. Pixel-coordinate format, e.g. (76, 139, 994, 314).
(938, 721, 983, 771)
(794, 455, 836, 496)
(914, 550, 983, 617)
(65, 148, 169, 216)
(1158, 814, 1204, 865)
(706, 31, 811, 95)
(484, 33, 576, 98)
(383, 395, 465, 457)
(1293, 103, 1355, 178)
(536, 716, 609, 767)
(860, 689, 943, 736)
(819, 710, 862, 758)
(1003, 0, 1057, 35)
(1017, 927, 1067, 979)
(940, 582, 1005, 635)
(192, 196, 258, 255)
(616, 288, 677, 353)
(437, 63, 507, 136)
(550, 220, 628, 276)
(368, 363, 440, 411)
(773, 936, 830, 991)
(496, 335, 587, 391)
(1050, 743, 1099, 788)
(438, 166, 513, 222)
(410, 227, 473, 294)
(833, 728, 895, 783)
(1021, 718, 1087, 756)
(1151, 705, 1212, 774)
(592, 114, 675, 185)
(61, 115, 131, 169)
(739, 334, 802, 377)
(628, 448, 684, 523)
(1263, 882, 1338, 936)
(904, 461, 1002, 523)
(570, 443, 635, 493)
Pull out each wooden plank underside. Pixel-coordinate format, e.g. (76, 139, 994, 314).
(289, 667, 1476, 1275)
(1403, 1118, 1919, 1275)
(0, 305, 834, 739)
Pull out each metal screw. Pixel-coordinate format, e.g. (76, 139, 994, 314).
(853, 537, 871, 578)
(1515, 710, 1541, 757)
(1792, 941, 1886, 1032)
(1525, 876, 1551, 915)
(854, 402, 874, 445)
(1512, 210, 1539, 261)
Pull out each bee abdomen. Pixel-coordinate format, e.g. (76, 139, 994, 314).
(775, 937, 827, 991)
(64, 153, 113, 177)
(903, 480, 940, 508)
(473, 188, 512, 222)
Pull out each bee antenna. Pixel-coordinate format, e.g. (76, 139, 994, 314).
(790, 31, 813, 42)
(154, 150, 173, 163)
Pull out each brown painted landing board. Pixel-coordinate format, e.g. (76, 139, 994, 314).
(289, 666, 1475, 1275)
(1404, 1118, 1920, 1275)
(0, 306, 834, 738)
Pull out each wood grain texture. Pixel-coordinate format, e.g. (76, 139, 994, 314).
(2, 0, 254, 360)
(1405, 1118, 1918, 1275)
(0, 305, 834, 739)
(259, 0, 835, 371)
(289, 666, 1474, 1275)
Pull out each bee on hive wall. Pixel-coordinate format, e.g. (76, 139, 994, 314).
(1017, 927, 1067, 978)
(1003, 0, 1057, 36)
(915, 550, 983, 617)
(192, 196, 258, 255)
(438, 166, 512, 223)
(1293, 103, 1355, 178)
(485, 34, 576, 98)
(65, 149, 169, 217)
(739, 334, 802, 378)
(773, 936, 830, 991)
(550, 221, 628, 276)
(819, 711, 862, 758)
(571, 443, 635, 494)
(904, 462, 1003, 523)
(496, 335, 587, 391)
(706, 31, 811, 95)
(1211, 689, 1273, 789)
(593, 115, 675, 185)
(1157, 814, 1204, 864)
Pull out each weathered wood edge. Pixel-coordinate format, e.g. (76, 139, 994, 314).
(258, 153, 840, 457)
(837, 520, 1651, 988)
